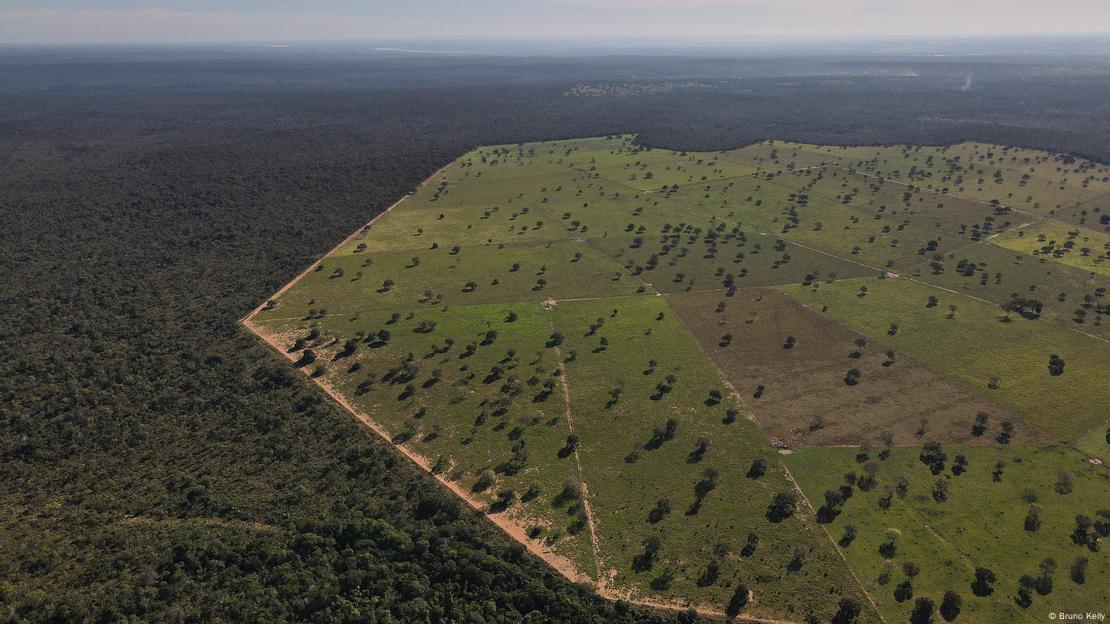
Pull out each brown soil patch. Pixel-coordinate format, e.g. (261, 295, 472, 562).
(668, 288, 1053, 447)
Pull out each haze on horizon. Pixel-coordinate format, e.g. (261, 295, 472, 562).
(2, 0, 1110, 46)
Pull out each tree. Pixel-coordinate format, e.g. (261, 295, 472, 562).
(858, 461, 880, 491)
(696, 558, 720, 588)
(996, 420, 1014, 444)
(1048, 353, 1066, 376)
(1015, 574, 1036, 608)
(747, 457, 767, 479)
(844, 367, 862, 385)
(633, 536, 662, 571)
(688, 438, 710, 463)
(767, 491, 797, 522)
(650, 566, 675, 590)
(832, 597, 862, 624)
(1055, 470, 1073, 494)
(725, 584, 750, 617)
(910, 597, 936, 624)
(1073, 514, 1093, 548)
(648, 497, 672, 523)
(951, 454, 967, 476)
(1070, 557, 1089, 584)
(971, 412, 988, 436)
(558, 434, 579, 459)
(932, 477, 950, 502)
(1024, 505, 1043, 532)
(740, 532, 759, 556)
(694, 468, 719, 500)
(787, 547, 805, 571)
(839, 523, 858, 547)
(920, 441, 946, 474)
(818, 488, 845, 523)
(940, 590, 962, 621)
(473, 469, 495, 492)
(294, 349, 317, 368)
(972, 567, 996, 596)
(894, 578, 914, 602)
(880, 528, 900, 558)
(1036, 558, 1056, 595)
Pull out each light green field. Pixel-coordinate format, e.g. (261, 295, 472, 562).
(249, 135, 1108, 620)
(993, 219, 1110, 277)
(786, 445, 1110, 623)
(904, 238, 1109, 339)
(549, 296, 866, 618)
(797, 142, 1110, 228)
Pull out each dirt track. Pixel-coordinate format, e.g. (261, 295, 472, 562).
(241, 167, 801, 623)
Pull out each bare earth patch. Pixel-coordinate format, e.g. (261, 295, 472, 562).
(667, 288, 1054, 447)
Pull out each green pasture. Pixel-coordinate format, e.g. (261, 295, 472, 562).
(250, 135, 1108, 617)
(992, 219, 1110, 277)
(549, 295, 870, 621)
(787, 445, 1110, 623)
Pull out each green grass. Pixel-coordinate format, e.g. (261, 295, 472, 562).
(549, 295, 871, 621)
(590, 232, 876, 294)
(786, 445, 1110, 623)
(253, 239, 638, 321)
(250, 134, 1108, 618)
(905, 238, 1109, 339)
(253, 302, 599, 573)
(992, 219, 1110, 277)
(798, 142, 1110, 229)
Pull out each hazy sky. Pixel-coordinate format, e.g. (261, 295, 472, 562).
(2, 0, 1109, 45)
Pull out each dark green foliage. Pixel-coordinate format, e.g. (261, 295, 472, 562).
(7, 48, 1110, 624)
(833, 597, 863, 624)
(972, 567, 997, 596)
(910, 597, 936, 624)
(0, 77, 685, 624)
(767, 491, 798, 522)
(939, 590, 962, 621)
(725, 584, 750, 617)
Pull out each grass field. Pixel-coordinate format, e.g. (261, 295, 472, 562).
(247, 135, 1108, 620)
(786, 445, 1110, 623)
(905, 237, 1109, 340)
(992, 219, 1110, 277)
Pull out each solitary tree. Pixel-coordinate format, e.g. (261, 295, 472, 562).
(767, 491, 797, 522)
(972, 567, 996, 596)
(910, 597, 936, 624)
(940, 590, 962, 621)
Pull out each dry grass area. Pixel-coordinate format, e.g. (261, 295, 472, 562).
(667, 288, 1053, 447)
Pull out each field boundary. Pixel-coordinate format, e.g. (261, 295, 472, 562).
(668, 290, 887, 623)
(241, 162, 800, 623)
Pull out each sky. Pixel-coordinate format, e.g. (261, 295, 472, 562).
(1, 0, 1109, 45)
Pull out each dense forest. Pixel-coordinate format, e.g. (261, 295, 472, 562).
(2, 48, 1110, 622)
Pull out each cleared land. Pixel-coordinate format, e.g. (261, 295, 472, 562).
(667, 288, 1049, 447)
(786, 445, 1110, 623)
(246, 135, 1108, 622)
(778, 276, 1109, 451)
